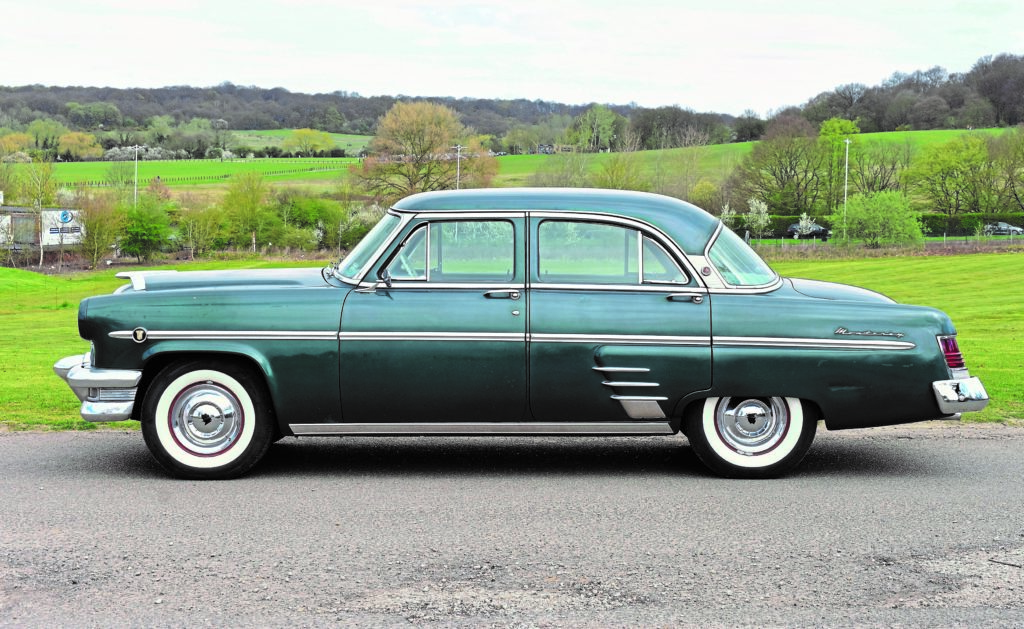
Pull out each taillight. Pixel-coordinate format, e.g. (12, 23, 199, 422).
(938, 335, 966, 369)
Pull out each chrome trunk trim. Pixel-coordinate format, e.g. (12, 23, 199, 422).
(289, 422, 675, 436)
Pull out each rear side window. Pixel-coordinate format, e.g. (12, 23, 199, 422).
(538, 220, 687, 285)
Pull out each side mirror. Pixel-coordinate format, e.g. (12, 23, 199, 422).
(377, 267, 393, 288)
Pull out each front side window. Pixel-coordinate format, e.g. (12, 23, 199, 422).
(386, 220, 515, 283)
(707, 225, 778, 287)
(538, 220, 687, 285)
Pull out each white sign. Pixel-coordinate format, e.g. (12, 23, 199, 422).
(41, 210, 83, 247)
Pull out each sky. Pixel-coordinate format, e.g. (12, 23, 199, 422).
(2, 0, 1023, 117)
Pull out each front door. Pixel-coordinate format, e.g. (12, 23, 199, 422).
(339, 216, 527, 422)
(528, 217, 712, 422)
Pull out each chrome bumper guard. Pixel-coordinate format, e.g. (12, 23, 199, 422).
(53, 353, 143, 422)
(932, 376, 989, 414)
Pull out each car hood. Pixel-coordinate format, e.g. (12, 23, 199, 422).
(114, 268, 332, 293)
(784, 277, 895, 304)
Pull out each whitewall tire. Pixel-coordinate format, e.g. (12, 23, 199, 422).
(141, 360, 274, 479)
(685, 396, 817, 478)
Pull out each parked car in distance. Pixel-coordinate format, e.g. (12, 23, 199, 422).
(984, 221, 1024, 235)
(785, 222, 831, 240)
(55, 189, 988, 480)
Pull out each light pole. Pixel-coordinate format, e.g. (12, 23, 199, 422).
(843, 138, 851, 242)
(451, 144, 464, 189)
(128, 145, 145, 206)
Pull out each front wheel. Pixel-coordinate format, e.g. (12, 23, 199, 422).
(141, 360, 274, 479)
(684, 396, 817, 478)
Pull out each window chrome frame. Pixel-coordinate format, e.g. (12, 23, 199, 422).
(531, 211, 699, 290)
(356, 211, 524, 289)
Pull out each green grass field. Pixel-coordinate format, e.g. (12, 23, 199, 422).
(230, 130, 372, 154)
(2, 253, 1019, 431)
(46, 157, 357, 189)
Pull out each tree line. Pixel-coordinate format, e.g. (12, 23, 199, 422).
(2, 52, 1022, 160)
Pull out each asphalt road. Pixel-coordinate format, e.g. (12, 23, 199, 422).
(2, 424, 1023, 627)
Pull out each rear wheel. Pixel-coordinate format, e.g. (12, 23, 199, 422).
(141, 359, 274, 480)
(685, 396, 817, 478)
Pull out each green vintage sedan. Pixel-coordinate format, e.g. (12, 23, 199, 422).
(55, 189, 988, 479)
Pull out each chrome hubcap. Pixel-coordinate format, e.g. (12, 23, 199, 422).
(715, 397, 789, 456)
(170, 382, 243, 455)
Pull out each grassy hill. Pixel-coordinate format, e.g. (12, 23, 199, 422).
(20, 127, 1013, 194)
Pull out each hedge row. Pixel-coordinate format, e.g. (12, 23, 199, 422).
(740, 214, 1024, 237)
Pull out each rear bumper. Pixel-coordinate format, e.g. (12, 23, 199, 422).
(53, 353, 143, 422)
(932, 377, 989, 414)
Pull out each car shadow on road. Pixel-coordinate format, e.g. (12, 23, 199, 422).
(247, 434, 942, 480)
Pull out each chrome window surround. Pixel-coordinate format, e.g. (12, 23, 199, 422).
(535, 221, 690, 287)
(381, 218, 517, 285)
(343, 210, 784, 295)
(529, 211, 701, 287)
(354, 212, 524, 288)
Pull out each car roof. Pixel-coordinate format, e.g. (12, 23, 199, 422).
(392, 188, 721, 255)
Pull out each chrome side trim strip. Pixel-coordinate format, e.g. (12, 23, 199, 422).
(592, 367, 650, 373)
(359, 282, 527, 290)
(110, 330, 338, 341)
(531, 283, 704, 293)
(601, 381, 660, 387)
(289, 422, 675, 436)
(532, 333, 710, 346)
(340, 331, 524, 342)
(714, 336, 916, 351)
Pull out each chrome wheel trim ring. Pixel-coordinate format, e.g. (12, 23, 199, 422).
(169, 382, 244, 456)
(714, 397, 790, 456)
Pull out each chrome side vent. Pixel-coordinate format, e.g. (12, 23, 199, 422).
(594, 365, 666, 419)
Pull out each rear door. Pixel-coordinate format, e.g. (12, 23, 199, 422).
(528, 216, 712, 422)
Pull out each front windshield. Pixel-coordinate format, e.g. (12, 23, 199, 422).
(707, 225, 778, 287)
(336, 213, 402, 281)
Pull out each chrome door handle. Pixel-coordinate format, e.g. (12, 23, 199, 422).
(484, 289, 521, 300)
(667, 293, 704, 304)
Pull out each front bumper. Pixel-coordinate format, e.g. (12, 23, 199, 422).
(53, 353, 143, 422)
(932, 377, 989, 414)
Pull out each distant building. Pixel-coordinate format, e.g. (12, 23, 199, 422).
(0, 206, 83, 249)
